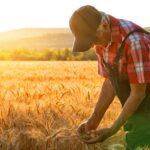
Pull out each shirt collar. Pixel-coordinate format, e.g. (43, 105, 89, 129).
(109, 15, 122, 43)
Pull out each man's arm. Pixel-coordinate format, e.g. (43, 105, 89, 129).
(82, 83, 147, 144)
(84, 79, 116, 131)
(110, 83, 146, 135)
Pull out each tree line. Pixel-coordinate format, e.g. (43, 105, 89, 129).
(0, 48, 97, 61)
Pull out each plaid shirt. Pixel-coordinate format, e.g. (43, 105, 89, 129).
(96, 15, 150, 84)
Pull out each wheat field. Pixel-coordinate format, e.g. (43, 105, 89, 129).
(0, 61, 148, 150)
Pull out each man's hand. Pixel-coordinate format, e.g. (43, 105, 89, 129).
(77, 122, 89, 134)
(77, 122, 93, 141)
(81, 128, 112, 144)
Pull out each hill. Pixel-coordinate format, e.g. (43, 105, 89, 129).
(0, 27, 149, 50)
(0, 28, 74, 49)
(145, 26, 150, 31)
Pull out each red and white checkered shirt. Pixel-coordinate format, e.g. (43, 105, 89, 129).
(96, 15, 150, 84)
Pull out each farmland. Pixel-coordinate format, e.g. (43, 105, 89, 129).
(0, 61, 127, 150)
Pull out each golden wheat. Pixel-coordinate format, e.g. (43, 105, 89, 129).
(0, 61, 141, 150)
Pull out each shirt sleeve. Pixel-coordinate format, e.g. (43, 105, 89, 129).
(127, 40, 150, 83)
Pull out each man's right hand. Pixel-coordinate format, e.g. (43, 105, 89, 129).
(77, 113, 100, 135)
(77, 122, 95, 140)
(77, 122, 89, 134)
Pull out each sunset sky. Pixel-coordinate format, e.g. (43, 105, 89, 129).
(0, 0, 149, 32)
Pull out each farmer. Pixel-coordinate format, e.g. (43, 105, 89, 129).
(69, 5, 150, 150)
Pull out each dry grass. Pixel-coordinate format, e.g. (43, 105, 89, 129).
(0, 61, 129, 150)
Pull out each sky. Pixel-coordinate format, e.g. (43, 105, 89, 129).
(0, 0, 149, 32)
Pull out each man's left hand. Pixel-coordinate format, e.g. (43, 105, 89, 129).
(81, 127, 113, 144)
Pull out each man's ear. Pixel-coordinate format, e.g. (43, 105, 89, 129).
(97, 21, 109, 32)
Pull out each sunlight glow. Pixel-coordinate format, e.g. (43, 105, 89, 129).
(0, 0, 149, 32)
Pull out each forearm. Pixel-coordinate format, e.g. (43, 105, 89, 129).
(87, 79, 115, 129)
(110, 84, 146, 135)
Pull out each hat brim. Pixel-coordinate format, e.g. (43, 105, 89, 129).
(72, 36, 95, 52)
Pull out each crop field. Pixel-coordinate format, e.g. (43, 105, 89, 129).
(0, 61, 148, 150)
